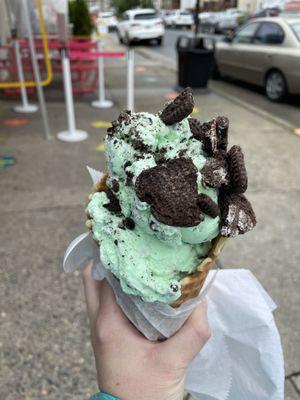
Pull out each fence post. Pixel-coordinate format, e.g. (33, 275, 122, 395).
(13, 40, 38, 113)
(57, 49, 88, 142)
(91, 39, 113, 109)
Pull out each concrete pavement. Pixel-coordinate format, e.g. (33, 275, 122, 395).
(0, 38, 299, 399)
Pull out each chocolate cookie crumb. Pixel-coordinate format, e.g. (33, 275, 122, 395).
(200, 119, 218, 155)
(111, 179, 119, 193)
(120, 217, 135, 230)
(160, 88, 194, 125)
(198, 194, 220, 218)
(170, 283, 179, 292)
(114, 240, 118, 246)
(135, 157, 204, 227)
(227, 145, 248, 193)
(201, 151, 229, 188)
(216, 116, 229, 151)
(103, 188, 121, 213)
(219, 190, 256, 237)
(189, 118, 202, 140)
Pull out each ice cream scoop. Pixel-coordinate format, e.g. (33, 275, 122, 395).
(87, 88, 256, 304)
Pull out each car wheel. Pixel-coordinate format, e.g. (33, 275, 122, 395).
(117, 30, 124, 44)
(157, 37, 163, 45)
(265, 70, 287, 102)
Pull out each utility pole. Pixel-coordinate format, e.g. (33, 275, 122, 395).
(195, 0, 200, 36)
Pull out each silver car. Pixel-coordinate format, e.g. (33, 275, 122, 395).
(214, 17, 300, 101)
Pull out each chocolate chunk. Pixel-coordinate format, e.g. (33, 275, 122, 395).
(118, 110, 131, 123)
(201, 151, 229, 188)
(124, 161, 132, 170)
(200, 119, 218, 155)
(132, 139, 149, 152)
(188, 118, 202, 140)
(198, 194, 220, 218)
(120, 218, 135, 230)
(216, 116, 229, 151)
(126, 171, 134, 186)
(135, 157, 204, 227)
(178, 149, 187, 157)
(227, 145, 248, 193)
(219, 190, 256, 237)
(111, 179, 119, 193)
(170, 283, 179, 293)
(114, 240, 118, 246)
(103, 188, 121, 213)
(149, 221, 158, 231)
(160, 87, 194, 125)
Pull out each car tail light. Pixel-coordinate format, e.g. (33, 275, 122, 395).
(131, 23, 141, 28)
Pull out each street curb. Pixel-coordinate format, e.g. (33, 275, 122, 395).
(209, 83, 296, 133)
(135, 46, 296, 133)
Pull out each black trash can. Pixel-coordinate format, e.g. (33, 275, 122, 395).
(176, 36, 214, 91)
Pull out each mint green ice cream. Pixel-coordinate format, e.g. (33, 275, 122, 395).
(87, 89, 237, 304)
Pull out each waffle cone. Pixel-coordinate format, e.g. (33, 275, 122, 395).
(87, 171, 227, 309)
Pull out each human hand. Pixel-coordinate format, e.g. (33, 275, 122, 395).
(83, 262, 211, 400)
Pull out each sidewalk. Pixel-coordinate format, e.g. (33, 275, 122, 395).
(0, 40, 299, 399)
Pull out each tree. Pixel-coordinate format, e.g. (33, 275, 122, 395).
(68, 0, 94, 37)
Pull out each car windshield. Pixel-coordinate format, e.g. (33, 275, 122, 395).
(290, 22, 300, 41)
(134, 13, 158, 20)
(180, 12, 191, 16)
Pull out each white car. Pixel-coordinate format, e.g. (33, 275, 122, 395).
(98, 12, 118, 31)
(117, 9, 165, 45)
(164, 10, 194, 28)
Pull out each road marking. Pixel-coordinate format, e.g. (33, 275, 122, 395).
(135, 66, 146, 72)
(3, 118, 28, 127)
(192, 106, 200, 115)
(96, 143, 105, 152)
(293, 128, 300, 137)
(91, 121, 112, 128)
(0, 156, 16, 168)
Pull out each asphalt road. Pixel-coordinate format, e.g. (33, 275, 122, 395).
(142, 28, 300, 130)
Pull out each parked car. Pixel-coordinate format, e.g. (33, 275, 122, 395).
(249, 7, 281, 19)
(98, 12, 118, 31)
(117, 9, 165, 45)
(199, 11, 226, 33)
(164, 10, 194, 28)
(214, 17, 300, 101)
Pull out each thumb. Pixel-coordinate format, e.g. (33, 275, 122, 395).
(160, 300, 211, 366)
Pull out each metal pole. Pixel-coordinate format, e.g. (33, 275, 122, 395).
(91, 39, 113, 108)
(21, 0, 51, 139)
(57, 49, 88, 142)
(13, 40, 38, 113)
(127, 48, 134, 112)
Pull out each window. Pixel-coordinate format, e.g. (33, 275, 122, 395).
(121, 13, 129, 21)
(233, 22, 260, 44)
(134, 13, 158, 20)
(254, 23, 284, 44)
(290, 23, 300, 41)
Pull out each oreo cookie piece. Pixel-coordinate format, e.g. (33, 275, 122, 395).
(188, 118, 202, 140)
(200, 119, 218, 155)
(103, 188, 121, 214)
(160, 88, 194, 125)
(135, 157, 204, 227)
(198, 194, 220, 218)
(111, 179, 119, 193)
(119, 217, 135, 230)
(227, 145, 248, 193)
(216, 116, 229, 151)
(201, 151, 229, 188)
(219, 191, 256, 237)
